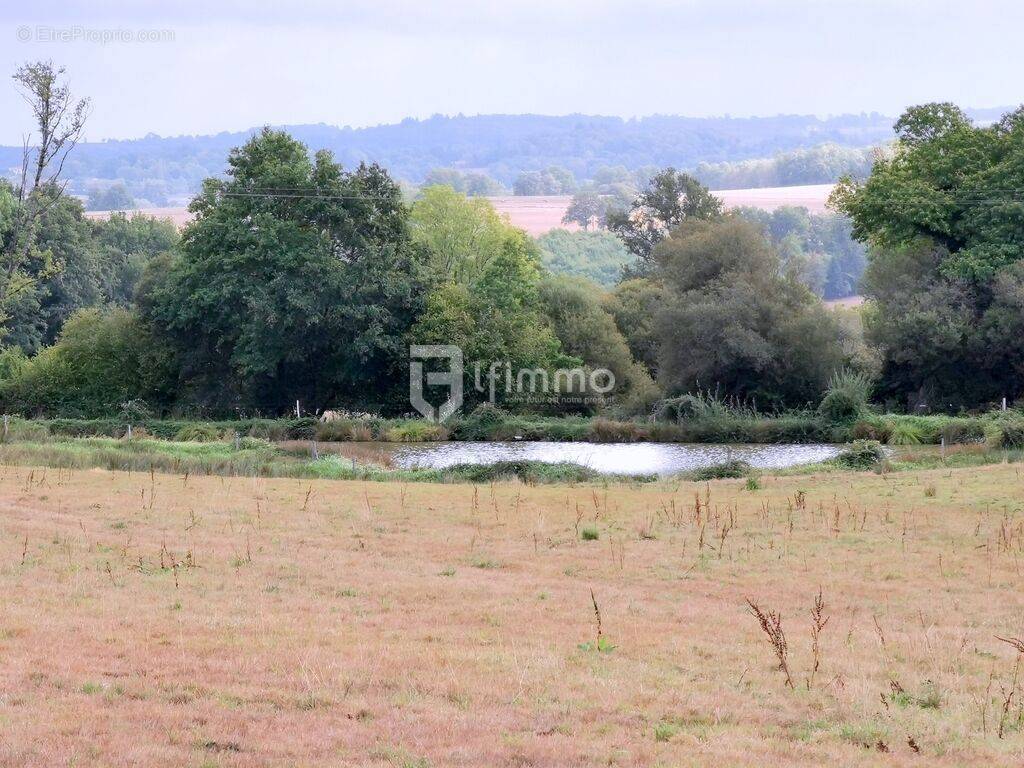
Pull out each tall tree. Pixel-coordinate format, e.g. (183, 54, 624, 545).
(652, 216, 845, 408)
(1, 62, 89, 334)
(145, 128, 425, 413)
(834, 103, 1024, 408)
(538, 275, 660, 413)
(410, 186, 509, 283)
(608, 168, 722, 275)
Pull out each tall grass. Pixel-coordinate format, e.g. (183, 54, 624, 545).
(0, 435, 653, 485)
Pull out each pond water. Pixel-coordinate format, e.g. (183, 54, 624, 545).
(387, 441, 841, 477)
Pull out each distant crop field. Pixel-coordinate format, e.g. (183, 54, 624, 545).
(2, 461, 1024, 766)
(83, 184, 835, 237)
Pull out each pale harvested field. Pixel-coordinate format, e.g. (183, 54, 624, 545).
(84, 184, 834, 237)
(825, 295, 866, 309)
(2, 462, 1024, 766)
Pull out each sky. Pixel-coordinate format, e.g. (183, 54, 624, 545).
(1, 0, 1021, 144)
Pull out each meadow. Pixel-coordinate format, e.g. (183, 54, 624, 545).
(2, 459, 1024, 766)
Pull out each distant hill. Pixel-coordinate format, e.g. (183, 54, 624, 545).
(1, 112, 897, 205)
(3, 109, 1009, 206)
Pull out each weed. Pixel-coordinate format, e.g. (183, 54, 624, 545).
(653, 721, 680, 742)
(747, 598, 793, 688)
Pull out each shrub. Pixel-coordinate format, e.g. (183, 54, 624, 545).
(850, 418, 892, 442)
(688, 460, 751, 481)
(588, 418, 645, 442)
(887, 421, 923, 445)
(314, 419, 357, 441)
(175, 424, 222, 442)
(3, 418, 50, 443)
(985, 413, 1024, 449)
(383, 421, 449, 442)
(0, 308, 176, 417)
(351, 423, 375, 441)
(246, 420, 291, 441)
(818, 369, 874, 424)
(445, 460, 600, 484)
(450, 403, 509, 440)
(285, 417, 318, 440)
(939, 419, 985, 444)
(237, 436, 270, 451)
(834, 440, 885, 469)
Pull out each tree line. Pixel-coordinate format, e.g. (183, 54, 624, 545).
(2, 63, 1020, 418)
(1, 111, 899, 205)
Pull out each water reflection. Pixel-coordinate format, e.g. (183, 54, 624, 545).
(388, 441, 841, 477)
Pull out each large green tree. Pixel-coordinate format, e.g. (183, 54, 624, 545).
(538, 275, 660, 413)
(412, 227, 568, 407)
(2, 62, 89, 336)
(834, 103, 1024, 408)
(651, 216, 846, 408)
(145, 128, 424, 413)
(410, 186, 510, 282)
(609, 168, 723, 275)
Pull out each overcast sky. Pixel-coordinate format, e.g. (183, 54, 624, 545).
(1, 0, 1021, 144)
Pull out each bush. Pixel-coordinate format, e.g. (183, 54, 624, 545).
(246, 419, 291, 441)
(285, 417, 318, 440)
(0, 308, 176, 417)
(850, 418, 892, 442)
(688, 460, 751, 480)
(985, 414, 1024, 449)
(588, 418, 646, 442)
(887, 421, 923, 445)
(174, 424, 222, 442)
(939, 419, 985, 444)
(383, 421, 449, 442)
(2, 418, 50, 443)
(445, 460, 600, 484)
(818, 369, 873, 424)
(835, 440, 885, 469)
(450, 403, 509, 440)
(314, 419, 358, 441)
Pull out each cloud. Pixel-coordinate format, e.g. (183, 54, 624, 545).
(1, 0, 1021, 143)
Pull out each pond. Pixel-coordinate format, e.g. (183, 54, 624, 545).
(385, 441, 841, 477)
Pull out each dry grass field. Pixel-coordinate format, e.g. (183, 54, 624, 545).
(2, 461, 1024, 766)
(83, 185, 835, 238)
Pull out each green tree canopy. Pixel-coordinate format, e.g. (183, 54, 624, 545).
(608, 168, 723, 275)
(144, 127, 425, 413)
(0, 307, 176, 417)
(835, 103, 1024, 408)
(834, 103, 1024, 283)
(536, 229, 634, 287)
(651, 216, 846, 408)
(410, 186, 510, 283)
(538, 275, 660, 413)
(413, 230, 569, 408)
